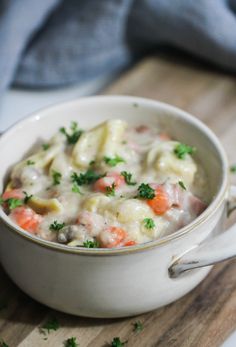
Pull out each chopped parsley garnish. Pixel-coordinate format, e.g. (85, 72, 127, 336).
(83, 240, 99, 248)
(0, 340, 9, 347)
(104, 155, 125, 167)
(178, 180, 186, 190)
(111, 337, 127, 347)
(106, 183, 116, 196)
(60, 121, 83, 145)
(121, 171, 136, 185)
(72, 183, 82, 194)
(64, 337, 79, 347)
(52, 170, 62, 185)
(230, 165, 236, 173)
(42, 143, 50, 151)
(143, 218, 155, 229)
(26, 160, 35, 165)
(133, 321, 144, 333)
(174, 143, 196, 159)
(49, 221, 65, 232)
(6, 198, 23, 210)
(23, 191, 33, 203)
(41, 317, 60, 334)
(71, 170, 104, 186)
(137, 183, 155, 199)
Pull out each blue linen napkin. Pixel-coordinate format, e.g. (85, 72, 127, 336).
(1, 0, 236, 94)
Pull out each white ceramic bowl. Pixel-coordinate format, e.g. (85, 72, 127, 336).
(0, 96, 235, 318)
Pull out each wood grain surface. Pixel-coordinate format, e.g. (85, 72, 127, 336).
(1, 55, 236, 347)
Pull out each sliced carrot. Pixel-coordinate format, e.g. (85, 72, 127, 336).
(2, 189, 24, 200)
(10, 206, 42, 234)
(102, 226, 127, 248)
(94, 172, 125, 193)
(147, 186, 171, 215)
(123, 240, 137, 247)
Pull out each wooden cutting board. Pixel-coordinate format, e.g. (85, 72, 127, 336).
(0, 55, 236, 347)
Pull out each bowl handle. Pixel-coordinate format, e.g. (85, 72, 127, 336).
(168, 185, 236, 278)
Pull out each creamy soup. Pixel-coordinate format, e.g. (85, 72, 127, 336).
(0, 119, 208, 248)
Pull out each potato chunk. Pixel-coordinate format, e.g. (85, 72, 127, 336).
(72, 119, 127, 168)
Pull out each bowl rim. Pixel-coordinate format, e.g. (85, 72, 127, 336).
(0, 95, 229, 256)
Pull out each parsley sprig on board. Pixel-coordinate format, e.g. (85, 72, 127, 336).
(133, 320, 144, 333)
(111, 337, 127, 347)
(64, 337, 79, 347)
(0, 339, 9, 347)
(40, 317, 60, 334)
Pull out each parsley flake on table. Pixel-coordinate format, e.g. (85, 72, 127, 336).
(133, 320, 144, 333)
(60, 121, 83, 145)
(121, 171, 137, 185)
(49, 221, 65, 232)
(111, 337, 127, 347)
(52, 170, 62, 185)
(23, 191, 33, 204)
(104, 155, 125, 167)
(178, 180, 186, 190)
(26, 160, 35, 165)
(71, 170, 104, 186)
(83, 240, 100, 248)
(0, 339, 9, 347)
(174, 143, 196, 159)
(40, 317, 60, 334)
(6, 198, 23, 210)
(64, 337, 79, 347)
(137, 183, 155, 199)
(143, 218, 155, 229)
(42, 143, 50, 151)
(230, 165, 236, 173)
(106, 183, 116, 196)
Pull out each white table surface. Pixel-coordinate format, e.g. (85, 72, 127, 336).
(0, 79, 235, 347)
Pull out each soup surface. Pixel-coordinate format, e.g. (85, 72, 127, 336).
(1, 119, 208, 248)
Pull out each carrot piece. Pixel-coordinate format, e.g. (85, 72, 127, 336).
(10, 206, 42, 234)
(102, 226, 127, 248)
(147, 186, 171, 215)
(123, 240, 137, 247)
(2, 189, 24, 200)
(94, 172, 125, 193)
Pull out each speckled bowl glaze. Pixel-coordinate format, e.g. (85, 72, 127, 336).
(0, 96, 235, 318)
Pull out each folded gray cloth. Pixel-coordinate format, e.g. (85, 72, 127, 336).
(1, 0, 236, 93)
